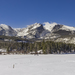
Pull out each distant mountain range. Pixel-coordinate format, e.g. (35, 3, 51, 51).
(0, 22, 75, 43)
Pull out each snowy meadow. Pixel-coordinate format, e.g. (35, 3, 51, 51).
(0, 54, 75, 75)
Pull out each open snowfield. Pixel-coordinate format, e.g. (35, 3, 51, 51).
(0, 54, 75, 75)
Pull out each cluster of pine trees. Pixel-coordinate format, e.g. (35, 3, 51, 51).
(0, 40, 75, 54)
(28, 40, 75, 54)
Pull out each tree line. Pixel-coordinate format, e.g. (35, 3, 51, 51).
(0, 40, 75, 54)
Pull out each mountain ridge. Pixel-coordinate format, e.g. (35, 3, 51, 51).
(0, 22, 75, 41)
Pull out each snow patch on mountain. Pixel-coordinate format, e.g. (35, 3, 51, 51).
(17, 28, 29, 36)
(0, 24, 10, 30)
(14, 28, 22, 32)
(60, 25, 75, 31)
(27, 23, 41, 30)
(55, 37, 75, 44)
(43, 22, 58, 31)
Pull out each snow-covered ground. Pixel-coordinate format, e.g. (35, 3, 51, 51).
(0, 54, 75, 75)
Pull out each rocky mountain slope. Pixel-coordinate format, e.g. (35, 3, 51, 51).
(16, 23, 45, 39)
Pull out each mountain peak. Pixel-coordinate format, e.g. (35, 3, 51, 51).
(27, 23, 42, 30)
(0, 24, 17, 36)
(43, 22, 58, 31)
(0, 24, 10, 30)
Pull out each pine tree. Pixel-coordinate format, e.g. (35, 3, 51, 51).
(7, 46, 10, 54)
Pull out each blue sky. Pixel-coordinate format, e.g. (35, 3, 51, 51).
(0, 0, 75, 28)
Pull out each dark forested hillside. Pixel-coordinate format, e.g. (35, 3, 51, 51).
(0, 39, 75, 54)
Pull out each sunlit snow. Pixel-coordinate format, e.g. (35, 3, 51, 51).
(0, 24, 10, 30)
(44, 22, 58, 31)
(60, 25, 75, 31)
(0, 54, 75, 75)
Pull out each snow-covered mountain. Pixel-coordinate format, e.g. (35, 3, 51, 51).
(1, 22, 75, 41)
(44, 22, 75, 32)
(16, 23, 44, 39)
(0, 24, 17, 36)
